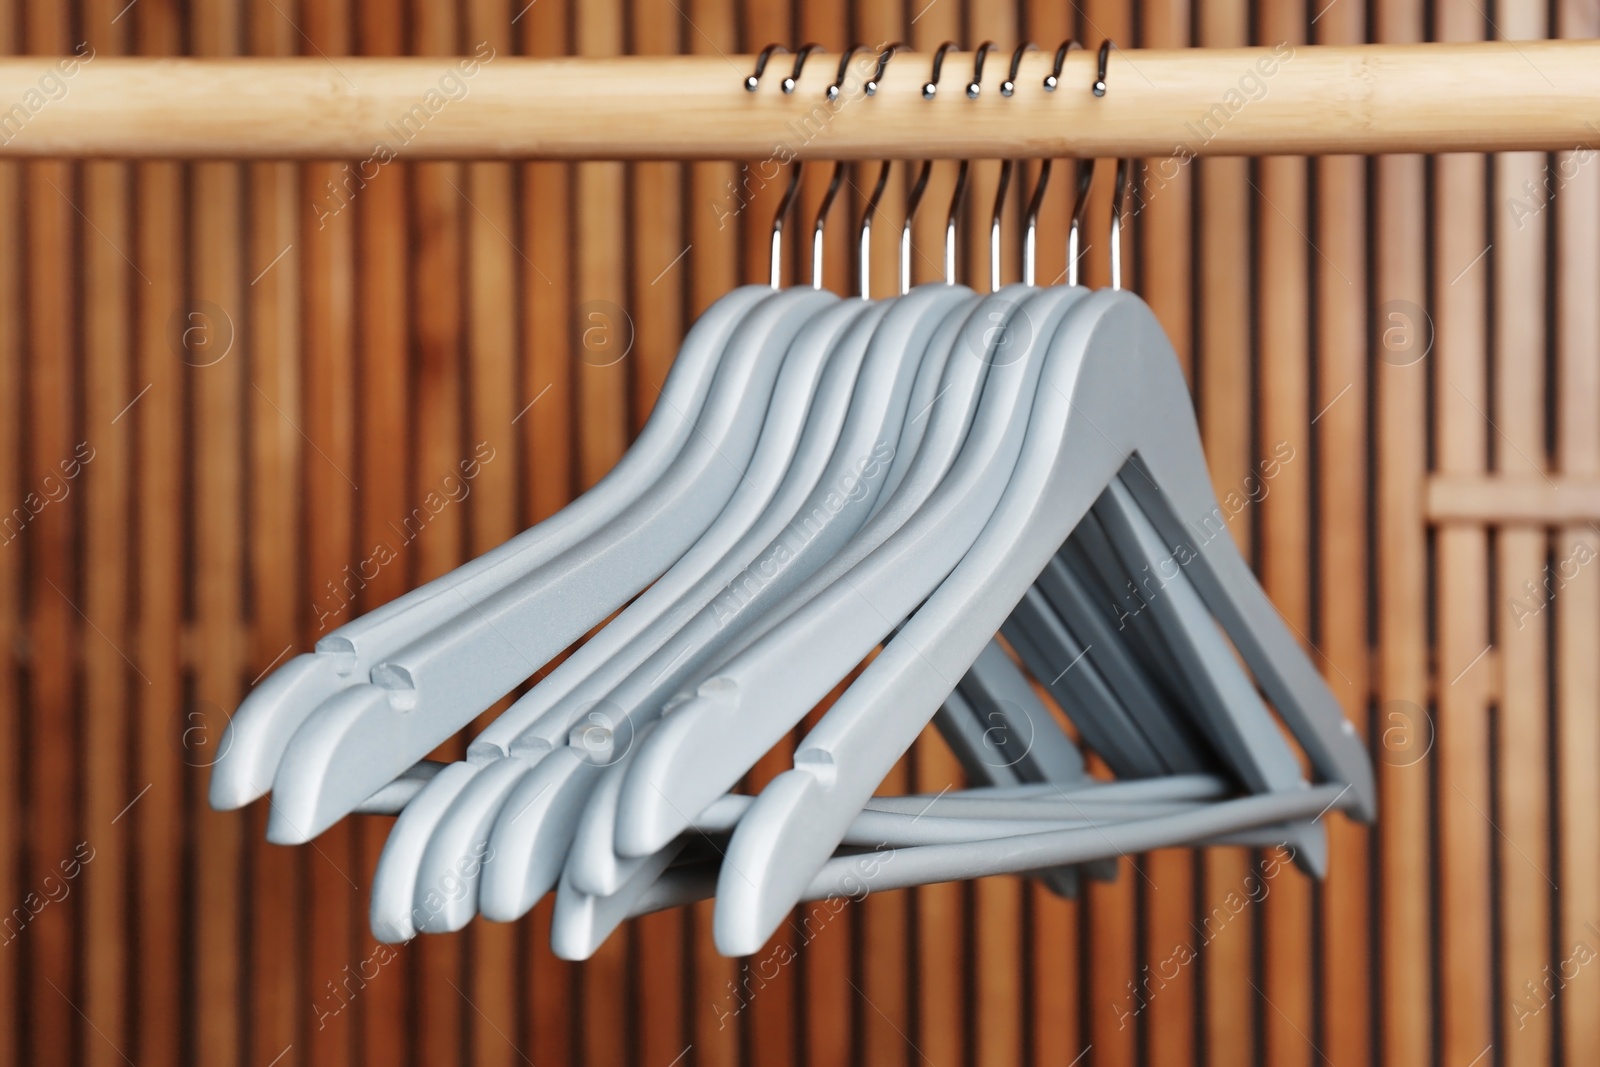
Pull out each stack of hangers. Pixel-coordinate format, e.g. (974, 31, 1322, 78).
(210, 42, 1374, 960)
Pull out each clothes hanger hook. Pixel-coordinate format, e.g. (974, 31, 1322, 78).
(858, 160, 893, 299)
(783, 44, 826, 94)
(1023, 157, 1052, 287)
(968, 41, 998, 99)
(1044, 39, 1082, 91)
(812, 161, 847, 290)
(1094, 39, 1113, 97)
(828, 44, 869, 102)
(1065, 158, 1095, 287)
(901, 159, 933, 295)
(866, 42, 906, 96)
(1002, 42, 1037, 97)
(1110, 157, 1135, 291)
(769, 161, 804, 289)
(745, 45, 788, 91)
(923, 41, 959, 99)
(989, 158, 1014, 293)
(945, 159, 970, 284)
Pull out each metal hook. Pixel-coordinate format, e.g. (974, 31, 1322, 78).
(745, 45, 789, 91)
(1066, 158, 1095, 287)
(1044, 39, 1082, 91)
(1110, 157, 1135, 290)
(858, 160, 893, 299)
(1002, 42, 1036, 97)
(989, 159, 1014, 292)
(1094, 39, 1112, 97)
(968, 41, 997, 99)
(827, 44, 868, 102)
(769, 162, 804, 289)
(901, 160, 933, 295)
(1023, 159, 1052, 287)
(866, 42, 906, 96)
(783, 44, 826, 94)
(945, 159, 970, 283)
(923, 42, 959, 99)
(812, 161, 847, 290)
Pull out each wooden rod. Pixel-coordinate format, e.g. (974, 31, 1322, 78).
(0, 42, 1596, 160)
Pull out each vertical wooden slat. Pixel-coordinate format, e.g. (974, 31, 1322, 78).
(573, 1, 629, 490)
(22, 1, 78, 1061)
(244, 72, 308, 1067)
(1254, 4, 1316, 1066)
(1312, 2, 1373, 1064)
(629, 3, 690, 1063)
(246, 0, 307, 1056)
(1373, 3, 1434, 1065)
(79, 4, 133, 1066)
(572, 1, 630, 1063)
(133, 0, 187, 1056)
(300, 1, 360, 1064)
(352, 2, 413, 1065)
(0, 0, 17, 1057)
(519, 0, 578, 1061)
(682, 0, 744, 1060)
(460, 4, 522, 1067)
(1554, 5, 1600, 1066)
(190, 4, 246, 1064)
(1493, 6, 1552, 1064)
(1134, 3, 1197, 1066)
(521, 0, 574, 529)
(1192, 2, 1254, 1064)
(410, 0, 469, 1062)
(1433, 4, 1496, 1065)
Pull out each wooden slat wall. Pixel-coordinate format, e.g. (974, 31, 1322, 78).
(3, 2, 1597, 1065)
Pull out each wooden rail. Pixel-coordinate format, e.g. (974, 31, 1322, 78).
(0, 42, 1596, 159)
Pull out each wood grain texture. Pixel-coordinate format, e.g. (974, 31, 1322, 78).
(2, 1, 1591, 1065)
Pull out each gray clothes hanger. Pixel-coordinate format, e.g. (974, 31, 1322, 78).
(471, 159, 1065, 926)
(610, 279, 1083, 860)
(396, 287, 902, 932)
(209, 48, 827, 821)
(704, 283, 1372, 955)
(467, 286, 1013, 924)
(208, 283, 772, 814)
(366, 164, 893, 926)
(373, 297, 892, 926)
(467, 151, 1092, 927)
(262, 282, 838, 845)
(387, 151, 1038, 935)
